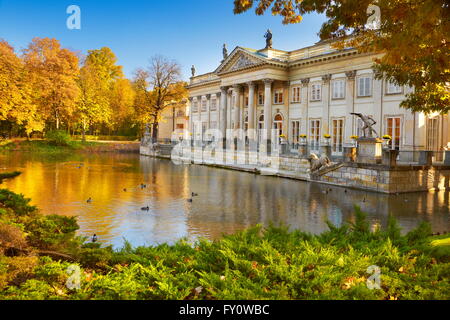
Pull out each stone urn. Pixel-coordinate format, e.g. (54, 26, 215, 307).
(382, 136, 392, 150)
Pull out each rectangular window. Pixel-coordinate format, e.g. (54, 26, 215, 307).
(311, 84, 322, 101)
(274, 89, 283, 104)
(426, 118, 440, 151)
(332, 119, 344, 154)
(201, 100, 207, 112)
(386, 81, 402, 94)
(292, 87, 301, 103)
(310, 119, 321, 150)
(332, 79, 345, 99)
(210, 98, 217, 111)
(358, 76, 372, 97)
(386, 117, 401, 150)
(192, 101, 198, 113)
(291, 120, 301, 144)
(245, 96, 249, 107)
(258, 92, 264, 105)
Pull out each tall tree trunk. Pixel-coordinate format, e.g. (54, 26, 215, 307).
(152, 122, 159, 143)
(82, 119, 87, 142)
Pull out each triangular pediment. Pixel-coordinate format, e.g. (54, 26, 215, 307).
(215, 47, 269, 75)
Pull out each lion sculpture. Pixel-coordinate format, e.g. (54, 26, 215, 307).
(308, 153, 332, 173)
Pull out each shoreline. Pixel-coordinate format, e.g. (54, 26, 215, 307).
(0, 139, 140, 154)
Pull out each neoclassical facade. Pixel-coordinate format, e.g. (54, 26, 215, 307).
(187, 40, 449, 156)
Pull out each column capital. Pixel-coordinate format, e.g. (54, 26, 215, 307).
(216, 92, 221, 97)
(232, 84, 243, 91)
(345, 70, 357, 80)
(197, 95, 202, 100)
(206, 94, 211, 100)
(301, 78, 310, 87)
(322, 74, 332, 84)
(247, 81, 256, 89)
(220, 86, 229, 93)
(263, 79, 274, 86)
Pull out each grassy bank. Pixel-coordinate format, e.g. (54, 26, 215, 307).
(0, 139, 139, 154)
(0, 175, 449, 300)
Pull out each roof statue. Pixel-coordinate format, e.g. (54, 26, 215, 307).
(222, 44, 228, 61)
(264, 29, 273, 49)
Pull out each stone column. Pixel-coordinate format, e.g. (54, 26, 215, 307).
(232, 85, 242, 151)
(322, 74, 332, 136)
(206, 94, 211, 137)
(197, 95, 202, 146)
(373, 72, 383, 137)
(345, 71, 357, 145)
(188, 97, 194, 136)
(301, 78, 310, 130)
(301, 78, 310, 152)
(233, 85, 242, 131)
(247, 81, 256, 142)
(219, 86, 228, 148)
(263, 79, 274, 153)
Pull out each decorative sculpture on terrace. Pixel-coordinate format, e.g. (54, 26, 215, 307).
(351, 113, 379, 138)
(308, 153, 332, 173)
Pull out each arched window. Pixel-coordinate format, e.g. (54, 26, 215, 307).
(258, 115, 265, 143)
(274, 114, 283, 140)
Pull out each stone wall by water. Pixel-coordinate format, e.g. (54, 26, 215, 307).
(145, 145, 450, 194)
(314, 164, 450, 194)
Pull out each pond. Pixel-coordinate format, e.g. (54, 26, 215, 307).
(0, 151, 449, 248)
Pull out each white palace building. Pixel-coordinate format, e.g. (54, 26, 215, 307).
(186, 39, 450, 158)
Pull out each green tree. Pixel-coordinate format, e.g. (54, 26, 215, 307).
(233, 0, 450, 113)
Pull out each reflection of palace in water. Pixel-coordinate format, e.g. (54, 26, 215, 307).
(1, 153, 449, 247)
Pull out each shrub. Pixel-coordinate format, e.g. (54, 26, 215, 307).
(25, 215, 79, 250)
(0, 172, 21, 183)
(0, 189, 36, 216)
(0, 223, 29, 256)
(45, 130, 72, 147)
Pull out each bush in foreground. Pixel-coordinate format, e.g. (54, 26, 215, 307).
(0, 184, 448, 300)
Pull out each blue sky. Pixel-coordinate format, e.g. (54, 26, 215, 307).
(0, 0, 327, 80)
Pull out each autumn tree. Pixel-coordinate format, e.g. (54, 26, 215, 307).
(109, 78, 136, 133)
(132, 56, 187, 142)
(22, 38, 80, 130)
(0, 40, 44, 137)
(233, 0, 450, 113)
(76, 47, 130, 140)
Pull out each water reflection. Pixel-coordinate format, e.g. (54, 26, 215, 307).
(0, 152, 449, 248)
